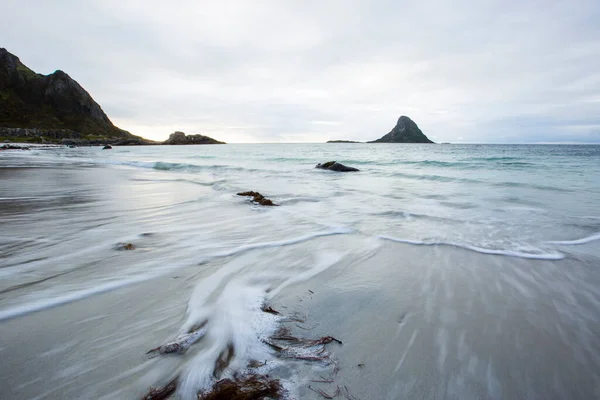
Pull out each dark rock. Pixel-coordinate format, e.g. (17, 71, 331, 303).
(0, 48, 152, 144)
(0, 144, 30, 150)
(316, 161, 359, 172)
(237, 191, 278, 206)
(102, 144, 112, 150)
(163, 131, 225, 145)
(370, 115, 434, 143)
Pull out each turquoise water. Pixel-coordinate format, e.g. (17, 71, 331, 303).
(1, 144, 599, 399)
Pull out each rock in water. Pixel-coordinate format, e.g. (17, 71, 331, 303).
(102, 144, 112, 150)
(315, 161, 359, 172)
(0, 144, 30, 150)
(163, 131, 225, 145)
(370, 116, 434, 143)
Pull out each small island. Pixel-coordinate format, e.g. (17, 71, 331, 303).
(326, 116, 434, 144)
(369, 115, 433, 143)
(163, 131, 225, 145)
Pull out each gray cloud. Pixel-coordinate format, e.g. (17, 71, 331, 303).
(3, 0, 600, 142)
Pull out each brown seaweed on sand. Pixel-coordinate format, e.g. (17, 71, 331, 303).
(142, 377, 178, 400)
(308, 385, 341, 399)
(261, 304, 281, 315)
(147, 321, 207, 356)
(114, 242, 135, 251)
(237, 191, 279, 206)
(197, 375, 283, 400)
(213, 342, 236, 378)
(263, 330, 343, 364)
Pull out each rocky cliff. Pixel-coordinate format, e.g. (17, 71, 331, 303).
(163, 131, 225, 145)
(0, 48, 149, 144)
(370, 116, 433, 143)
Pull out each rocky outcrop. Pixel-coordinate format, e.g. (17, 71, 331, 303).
(0, 48, 151, 144)
(163, 131, 225, 145)
(316, 161, 359, 172)
(0, 144, 30, 151)
(370, 116, 433, 143)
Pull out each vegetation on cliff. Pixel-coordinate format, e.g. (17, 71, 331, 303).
(0, 48, 149, 144)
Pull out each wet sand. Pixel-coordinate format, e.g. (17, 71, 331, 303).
(2, 238, 600, 399)
(1, 148, 600, 399)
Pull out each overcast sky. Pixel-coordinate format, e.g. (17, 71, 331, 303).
(3, 0, 600, 143)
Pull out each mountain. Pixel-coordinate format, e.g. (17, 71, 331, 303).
(370, 116, 433, 143)
(163, 131, 225, 145)
(0, 48, 150, 144)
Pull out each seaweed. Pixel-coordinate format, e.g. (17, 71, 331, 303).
(197, 375, 282, 400)
(147, 321, 207, 356)
(141, 377, 177, 400)
(261, 304, 281, 315)
(237, 191, 279, 206)
(213, 342, 236, 378)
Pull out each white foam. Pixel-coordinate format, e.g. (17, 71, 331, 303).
(547, 232, 600, 245)
(175, 245, 346, 398)
(0, 275, 153, 321)
(378, 235, 565, 260)
(202, 226, 352, 261)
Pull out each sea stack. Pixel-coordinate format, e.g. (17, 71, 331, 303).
(370, 116, 433, 143)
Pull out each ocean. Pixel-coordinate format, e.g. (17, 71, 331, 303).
(1, 143, 599, 399)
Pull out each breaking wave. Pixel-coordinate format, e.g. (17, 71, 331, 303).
(378, 235, 565, 260)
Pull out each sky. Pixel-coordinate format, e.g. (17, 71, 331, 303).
(2, 0, 600, 143)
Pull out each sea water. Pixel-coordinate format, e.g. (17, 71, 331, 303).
(0, 143, 599, 399)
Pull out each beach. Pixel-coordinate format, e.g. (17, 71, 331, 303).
(1, 144, 599, 399)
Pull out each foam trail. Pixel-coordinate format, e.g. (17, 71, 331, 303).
(0, 229, 351, 322)
(378, 235, 564, 260)
(547, 232, 600, 245)
(203, 227, 352, 261)
(0, 275, 154, 321)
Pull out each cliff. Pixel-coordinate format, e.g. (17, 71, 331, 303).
(0, 48, 150, 144)
(370, 116, 433, 143)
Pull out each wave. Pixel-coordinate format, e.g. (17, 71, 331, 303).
(371, 210, 462, 224)
(200, 226, 352, 262)
(464, 156, 519, 161)
(0, 228, 352, 321)
(387, 172, 481, 184)
(99, 159, 262, 174)
(402, 160, 466, 168)
(264, 157, 312, 162)
(547, 232, 600, 245)
(388, 172, 571, 192)
(494, 181, 572, 192)
(0, 275, 153, 321)
(378, 235, 565, 260)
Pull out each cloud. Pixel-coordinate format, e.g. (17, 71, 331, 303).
(2, 0, 600, 142)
